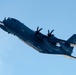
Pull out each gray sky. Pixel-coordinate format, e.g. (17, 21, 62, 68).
(0, 0, 76, 75)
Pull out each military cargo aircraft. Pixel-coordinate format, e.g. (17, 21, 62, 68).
(0, 17, 76, 59)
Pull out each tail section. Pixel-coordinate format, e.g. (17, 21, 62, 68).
(61, 34, 76, 56)
(66, 34, 76, 58)
(67, 34, 76, 44)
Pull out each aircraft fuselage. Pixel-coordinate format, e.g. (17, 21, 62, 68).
(0, 18, 76, 59)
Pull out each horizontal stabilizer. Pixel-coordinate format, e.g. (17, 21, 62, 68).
(68, 55, 76, 59)
(63, 54, 76, 59)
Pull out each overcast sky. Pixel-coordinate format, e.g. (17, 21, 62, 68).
(0, 0, 76, 75)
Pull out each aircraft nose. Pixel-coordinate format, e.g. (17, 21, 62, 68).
(0, 21, 10, 33)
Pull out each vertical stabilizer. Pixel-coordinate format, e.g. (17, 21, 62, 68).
(67, 34, 76, 44)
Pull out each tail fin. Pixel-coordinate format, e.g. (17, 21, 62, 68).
(67, 34, 76, 44)
(67, 34, 76, 55)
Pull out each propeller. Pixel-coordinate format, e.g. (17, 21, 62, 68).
(0, 21, 4, 26)
(0, 21, 2, 23)
(47, 29, 54, 37)
(0, 17, 6, 24)
(0, 18, 6, 25)
(36, 26, 43, 34)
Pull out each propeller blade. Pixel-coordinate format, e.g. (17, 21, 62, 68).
(39, 28, 43, 31)
(50, 29, 54, 34)
(4, 17, 6, 20)
(48, 30, 50, 34)
(37, 26, 39, 31)
(0, 21, 3, 23)
(47, 29, 54, 37)
(0, 21, 4, 26)
(37, 26, 42, 32)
